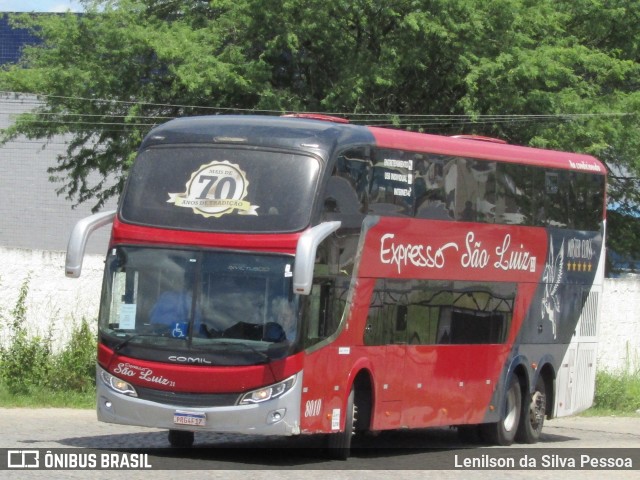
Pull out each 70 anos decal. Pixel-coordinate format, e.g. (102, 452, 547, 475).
(168, 161, 259, 218)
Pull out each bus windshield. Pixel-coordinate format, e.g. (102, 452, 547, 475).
(120, 146, 321, 233)
(99, 247, 300, 365)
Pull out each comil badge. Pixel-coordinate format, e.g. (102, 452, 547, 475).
(168, 161, 259, 218)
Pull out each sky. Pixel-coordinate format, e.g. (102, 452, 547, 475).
(1, 1, 84, 12)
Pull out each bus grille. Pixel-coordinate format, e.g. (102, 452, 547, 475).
(135, 386, 240, 407)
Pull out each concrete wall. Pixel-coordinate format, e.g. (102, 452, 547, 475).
(0, 245, 638, 373)
(0, 247, 105, 350)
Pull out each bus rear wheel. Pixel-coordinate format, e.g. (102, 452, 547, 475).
(168, 430, 194, 448)
(481, 375, 521, 446)
(326, 388, 357, 460)
(516, 376, 546, 443)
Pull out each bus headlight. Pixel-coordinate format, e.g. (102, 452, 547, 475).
(239, 375, 296, 405)
(100, 370, 138, 397)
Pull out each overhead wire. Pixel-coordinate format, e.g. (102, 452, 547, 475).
(1, 90, 637, 132)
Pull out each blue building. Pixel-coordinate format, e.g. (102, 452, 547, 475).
(0, 13, 40, 65)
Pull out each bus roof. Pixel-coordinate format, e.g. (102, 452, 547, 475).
(369, 126, 606, 175)
(140, 115, 370, 161)
(142, 115, 606, 175)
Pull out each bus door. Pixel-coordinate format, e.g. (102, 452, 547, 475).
(363, 283, 406, 429)
(300, 278, 351, 433)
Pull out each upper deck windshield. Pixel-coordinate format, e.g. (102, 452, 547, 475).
(99, 246, 300, 365)
(120, 146, 321, 233)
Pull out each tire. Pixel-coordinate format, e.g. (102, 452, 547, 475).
(326, 388, 357, 460)
(516, 376, 546, 444)
(168, 429, 194, 448)
(481, 375, 522, 446)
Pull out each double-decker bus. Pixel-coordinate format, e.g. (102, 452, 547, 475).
(66, 114, 606, 458)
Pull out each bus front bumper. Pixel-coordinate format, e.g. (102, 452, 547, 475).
(96, 366, 302, 436)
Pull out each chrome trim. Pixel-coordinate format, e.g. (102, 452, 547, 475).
(65, 210, 116, 278)
(293, 221, 341, 295)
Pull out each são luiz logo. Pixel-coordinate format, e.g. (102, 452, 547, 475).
(168, 161, 259, 218)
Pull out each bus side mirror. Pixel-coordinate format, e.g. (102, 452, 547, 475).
(293, 221, 341, 295)
(65, 210, 116, 278)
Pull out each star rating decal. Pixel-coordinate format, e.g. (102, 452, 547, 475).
(567, 261, 593, 272)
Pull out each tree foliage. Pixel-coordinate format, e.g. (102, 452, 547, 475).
(1, 0, 638, 261)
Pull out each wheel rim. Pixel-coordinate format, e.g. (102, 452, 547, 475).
(529, 391, 546, 430)
(503, 386, 518, 432)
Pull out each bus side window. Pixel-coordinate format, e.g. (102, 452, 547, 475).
(543, 170, 569, 227)
(572, 172, 605, 231)
(303, 282, 328, 347)
(303, 281, 347, 348)
(325, 147, 371, 220)
(369, 149, 414, 216)
(415, 155, 452, 220)
(496, 164, 535, 225)
(395, 305, 408, 333)
(406, 304, 438, 345)
(454, 158, 497, 223)
(364, 283, 385, 346)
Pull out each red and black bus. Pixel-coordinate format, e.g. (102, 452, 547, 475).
(66, 114, 606, 458)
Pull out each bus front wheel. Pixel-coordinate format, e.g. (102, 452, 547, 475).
(482, 375, 521, 446)
(326, 388, 357, 460)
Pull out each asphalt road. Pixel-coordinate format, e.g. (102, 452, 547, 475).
(1, 408, 639, 479)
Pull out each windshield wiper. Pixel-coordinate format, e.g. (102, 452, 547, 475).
(205, 341, 272, 364)
(113, 333, 158, 352)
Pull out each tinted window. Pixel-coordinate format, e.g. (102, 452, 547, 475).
(121, 146, 321, 233)
(364, 279, 516, 346)
(327, 147, 372, 215)
(404, 152, 603, 231)
(414, 155, 453, 220)
(369, 148, 415, 216)
(453, 158, 497, 222)
(302, 235, 355, 349)
(569, 172, 605, 230)
(495, 163, 538, 225)
(543, 171, 569, 227)
(302, 278, 350, 349)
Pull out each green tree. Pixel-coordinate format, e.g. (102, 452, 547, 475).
(460, 0, 640, 220)
(0, 0, 270, 209)
(1, 0, 638, 264)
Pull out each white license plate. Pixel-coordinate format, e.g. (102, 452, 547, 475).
(173, 410, 206, 427)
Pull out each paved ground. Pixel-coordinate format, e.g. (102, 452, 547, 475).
(2, 408, 639, 449)
(1, 409, 639, 479)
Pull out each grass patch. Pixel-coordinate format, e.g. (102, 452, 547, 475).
(0, 383, 95, 409)
(584, 369, 640, 416)
(0, 276, 97, 409)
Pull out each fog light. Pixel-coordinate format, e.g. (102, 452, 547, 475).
(267, 409, 286, 424)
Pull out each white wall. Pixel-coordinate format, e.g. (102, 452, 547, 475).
(0, 247, 105, 350)
(0, 246, 638, 373)
(598, 277, 640, 373)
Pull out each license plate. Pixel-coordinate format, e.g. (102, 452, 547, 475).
(173, 410, 206, 427)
